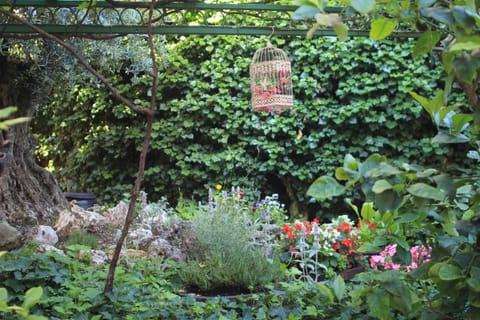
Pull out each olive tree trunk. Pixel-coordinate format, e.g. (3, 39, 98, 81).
(0, 55, 68, 229)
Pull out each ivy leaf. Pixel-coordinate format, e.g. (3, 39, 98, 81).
(370, 18, 397, 40)
(307, 176, 346, 200)
(350, 0, 376, 14)
(407, 183, 446, 201)
(413, 31, 441, 58)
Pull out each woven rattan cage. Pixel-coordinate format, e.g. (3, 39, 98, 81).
(250, 42, 293, 113)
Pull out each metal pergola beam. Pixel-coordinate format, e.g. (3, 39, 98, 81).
(0, 1, 418, 38)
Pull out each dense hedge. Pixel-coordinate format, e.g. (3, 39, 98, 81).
(34, 35, 468, 217)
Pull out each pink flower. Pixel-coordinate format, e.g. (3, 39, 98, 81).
(370, 255, 385, 270)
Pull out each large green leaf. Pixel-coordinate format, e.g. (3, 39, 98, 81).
(0, 106, 17, 119)
(431, 131, 470, 144)
(350, 0, 376, 14)
(438, 264, 463, 280)
(418, 0, 436, 8)
(413, 31, 441, 58)
(409, 90, 444, 117)
(451, 113, 473, 132)
(372, 179, 393, 193)
(0, 288, 8, 309)
(367, 288, 390, 319)
(292, 6, 321, 20)
(333, 275, 346, 301)
(452, 6, 477, 31)
(307, 176, 346, 200)
(359, 154, 387, 176)
(22, 287, 43, 311)
(450, 37, 480, 51)
(343, 153, 358, 171)
(421, 7, 455, 26)
(407, 183, 445, 201)
(315, 13, 342, 26)
(333, 22, 349, 41)
(370, 18, 398, 40)
(0, 117, 31, 130)
(375, 190, 403, 213)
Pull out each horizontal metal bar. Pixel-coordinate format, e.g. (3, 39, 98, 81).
(0, 24, 420, 38)
(0, 0, 342, 12)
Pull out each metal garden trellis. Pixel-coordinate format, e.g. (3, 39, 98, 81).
(0, 1, 421, 116)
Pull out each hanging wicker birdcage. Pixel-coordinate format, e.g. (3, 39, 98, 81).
(250, 42, 293, 113)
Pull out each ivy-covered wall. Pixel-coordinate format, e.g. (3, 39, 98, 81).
(34, 35, 468, 218)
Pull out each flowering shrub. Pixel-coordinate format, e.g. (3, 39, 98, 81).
(279, 215, 374, 281)
(250, 193, 287, 225)
(369, 244, 431, 272)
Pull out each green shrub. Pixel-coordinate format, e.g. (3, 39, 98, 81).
(34, 35, 471, 217)
(178, 189, 284, 293)
(65, 230, 98, 249)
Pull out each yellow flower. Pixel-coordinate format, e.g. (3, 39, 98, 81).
(215, 184, 222, 191)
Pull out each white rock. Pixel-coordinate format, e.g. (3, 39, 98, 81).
(90, 250, 108, 265)
(36, 243, 65, 256)
(30, 225, 59, 245)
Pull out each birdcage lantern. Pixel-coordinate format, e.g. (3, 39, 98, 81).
(250, 42, 293, 113)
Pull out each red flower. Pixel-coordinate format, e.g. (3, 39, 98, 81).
(357, 219, 376, 229)
(337, 223, 352, 233)
(333, 242, 339, 251)
(341, 238, 355, 248)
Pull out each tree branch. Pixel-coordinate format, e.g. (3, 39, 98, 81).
(104, 0, 159, 294)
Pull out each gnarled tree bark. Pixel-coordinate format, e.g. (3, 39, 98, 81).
(0, 55, 68, 229)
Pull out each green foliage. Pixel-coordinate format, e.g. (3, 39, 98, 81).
(34, 35, 464, 215)
(0, 251, 47, 320)
(178, 189, 284, 293)
(0, 106, 30, 130)
(65, 230, 98, 249)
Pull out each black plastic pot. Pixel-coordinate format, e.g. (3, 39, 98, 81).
(64, 192, 96, 210)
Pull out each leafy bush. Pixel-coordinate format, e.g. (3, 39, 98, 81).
(65, 230, 98, 249)
(178, 188, 284, 294)
(33, 36, 470, 217)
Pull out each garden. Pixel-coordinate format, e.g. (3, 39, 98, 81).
(0, 0, 480, 319)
